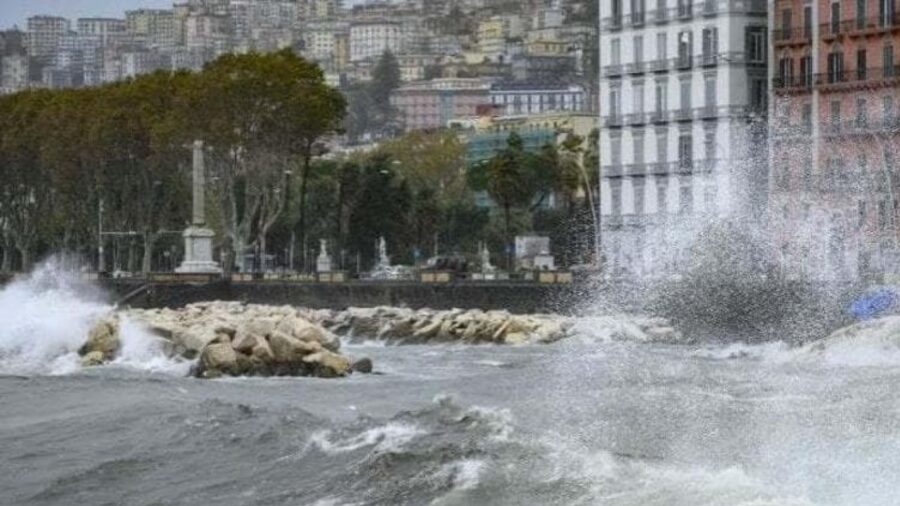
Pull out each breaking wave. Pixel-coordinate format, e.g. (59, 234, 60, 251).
(0, 260, 185, 376)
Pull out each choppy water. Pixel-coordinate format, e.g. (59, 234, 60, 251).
(1, 266, 899, 505)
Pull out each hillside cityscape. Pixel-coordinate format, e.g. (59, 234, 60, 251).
(1, 0, 900, 284)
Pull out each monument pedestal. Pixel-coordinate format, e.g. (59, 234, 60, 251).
(176, 227, 222, 274)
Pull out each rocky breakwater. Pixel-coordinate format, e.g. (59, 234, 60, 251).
(301, 307, 574, 345)
(79, 302, 370, 379)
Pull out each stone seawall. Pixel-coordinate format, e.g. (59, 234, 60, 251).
(100, 280, 598, 315)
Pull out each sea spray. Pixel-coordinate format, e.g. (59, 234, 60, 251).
(0, 260, 181, 375)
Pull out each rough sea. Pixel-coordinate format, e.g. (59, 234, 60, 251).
(1, 266, 899, 505)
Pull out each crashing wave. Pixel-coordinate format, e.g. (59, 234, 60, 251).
(793, 316, 900, 366)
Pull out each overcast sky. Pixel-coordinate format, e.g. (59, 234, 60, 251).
(1, 1, 174, 29)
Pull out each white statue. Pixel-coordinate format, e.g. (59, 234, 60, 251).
(317, 239, 332, 273)
(480, 242, 496, 274)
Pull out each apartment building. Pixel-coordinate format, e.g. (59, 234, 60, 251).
(349, 20, 401, 62)
(489, 81, 586, 115)
(391, 78, 492, 130)
(770, 0, 900, 280)
(598, 0, 768, 278)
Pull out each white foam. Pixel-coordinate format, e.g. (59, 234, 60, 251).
(0, 260, 186, 376)
(310, 422, 425, 454)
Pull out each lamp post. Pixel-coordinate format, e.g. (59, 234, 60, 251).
(97, 198, 105, 273)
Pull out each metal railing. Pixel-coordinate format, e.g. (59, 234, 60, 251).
(814, 66, 900, 87)
(773, 74, 814, 90)
(772, 26, 813, 44)
(820, 13, 900, 38)
(601, 0, 766, 30)
(625, 112, 648, 126)
(604, 114, 624, 127)
(603, 64, 624, 77)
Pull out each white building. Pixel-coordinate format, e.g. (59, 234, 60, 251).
(349, 20, 401, 62)
(490, 82, 586, 115)
(26, 16, 71, 59)
(598, 0, 768, 278)
(76, 18, 126, 47)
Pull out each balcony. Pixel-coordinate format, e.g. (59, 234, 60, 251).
(650, 110, 669, 124)
(603, 165, 623, 178)
(650, 8, 670, 24)
(604, 114, 624, 128)
(772, 26, 813, 47)
(674, 108, 694, 122)
(625, 61, 647, 75)
(601, 16, 623, 32)
(773, 74, 814, 93)
(649, 58, 670, 72)
(814, 66, 900, 91)
(626, 163, 647, 176)
(603, 64, 624, 78)
(625, 113, 648, 126)
(675, 55, 693, 71)
(821, 13, 900, 40)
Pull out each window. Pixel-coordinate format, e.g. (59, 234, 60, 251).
(857, 0, 867, 28)
(634, 83, 645, 114)
(611, 182, 622, 216)
(831, 100, 842, 127)
(633, 179, 646, 215)
(611, 38, 621, 65)
(781, 9, 792, 40)
(677, 0, 692, 17)
(678, 134, 692, 168)
(634, 35, 644, 65)
(631, 0, 646, 25)
(654, 80, 666, 115)
(802, 102, 813, 131)
(656, 32, 667, 60)
(657, 180, 668, 214)
(884, 45, 894, 76)
(701, 27, 718, 65)
(857, 49, 867, 80)
(884, 95, 895, 127)
(609, 88, 621, 119)
(704, 130, 716, 161)
(779, 57, 794, 84)
(611, 136, 622, 165)
(800, 55, 812, 86)
(857, 97, 868, 127)
(881, 0, 896, 26)
(859, 200, 867, 228)
(656, 133, 667, 163)
(831, 2, 841, 34)
(679, 183, 693, 214)
(677, 31, 692, 67)
(750, 79, 767, 112)
(827, 51, 844, 83)
(634, 134, 645, 165)
(746, 27, 766, 63)
(680, 78, 691, 111)
(612, 0, 623, 24)
(704, 74, 716, 109)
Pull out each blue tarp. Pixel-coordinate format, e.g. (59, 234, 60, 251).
(850, 287, 898, 320)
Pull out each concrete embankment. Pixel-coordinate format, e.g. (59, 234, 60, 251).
(98, 279, 602, 315)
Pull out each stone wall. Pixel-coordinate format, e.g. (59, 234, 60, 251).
(101, 280, 596, 315)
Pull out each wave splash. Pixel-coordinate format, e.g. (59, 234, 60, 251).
(0, 260, 184, 376)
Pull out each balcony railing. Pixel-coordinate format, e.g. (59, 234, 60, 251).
(814, 66, 900, 89)
(820, 13, 900, 39)
(602, 64, 623, 77)
(772, 26, 813, 45)
(773, 74, 814, 91)
(604, 114, 624, 128)
(625, 113, 648, 126)
(601, 1, 766, 30)
(625, 61, 647, 75)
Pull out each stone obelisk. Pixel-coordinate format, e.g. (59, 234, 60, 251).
(176, 140, 222, 274)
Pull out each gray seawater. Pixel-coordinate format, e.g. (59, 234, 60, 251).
(1, 267, 899, 505)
